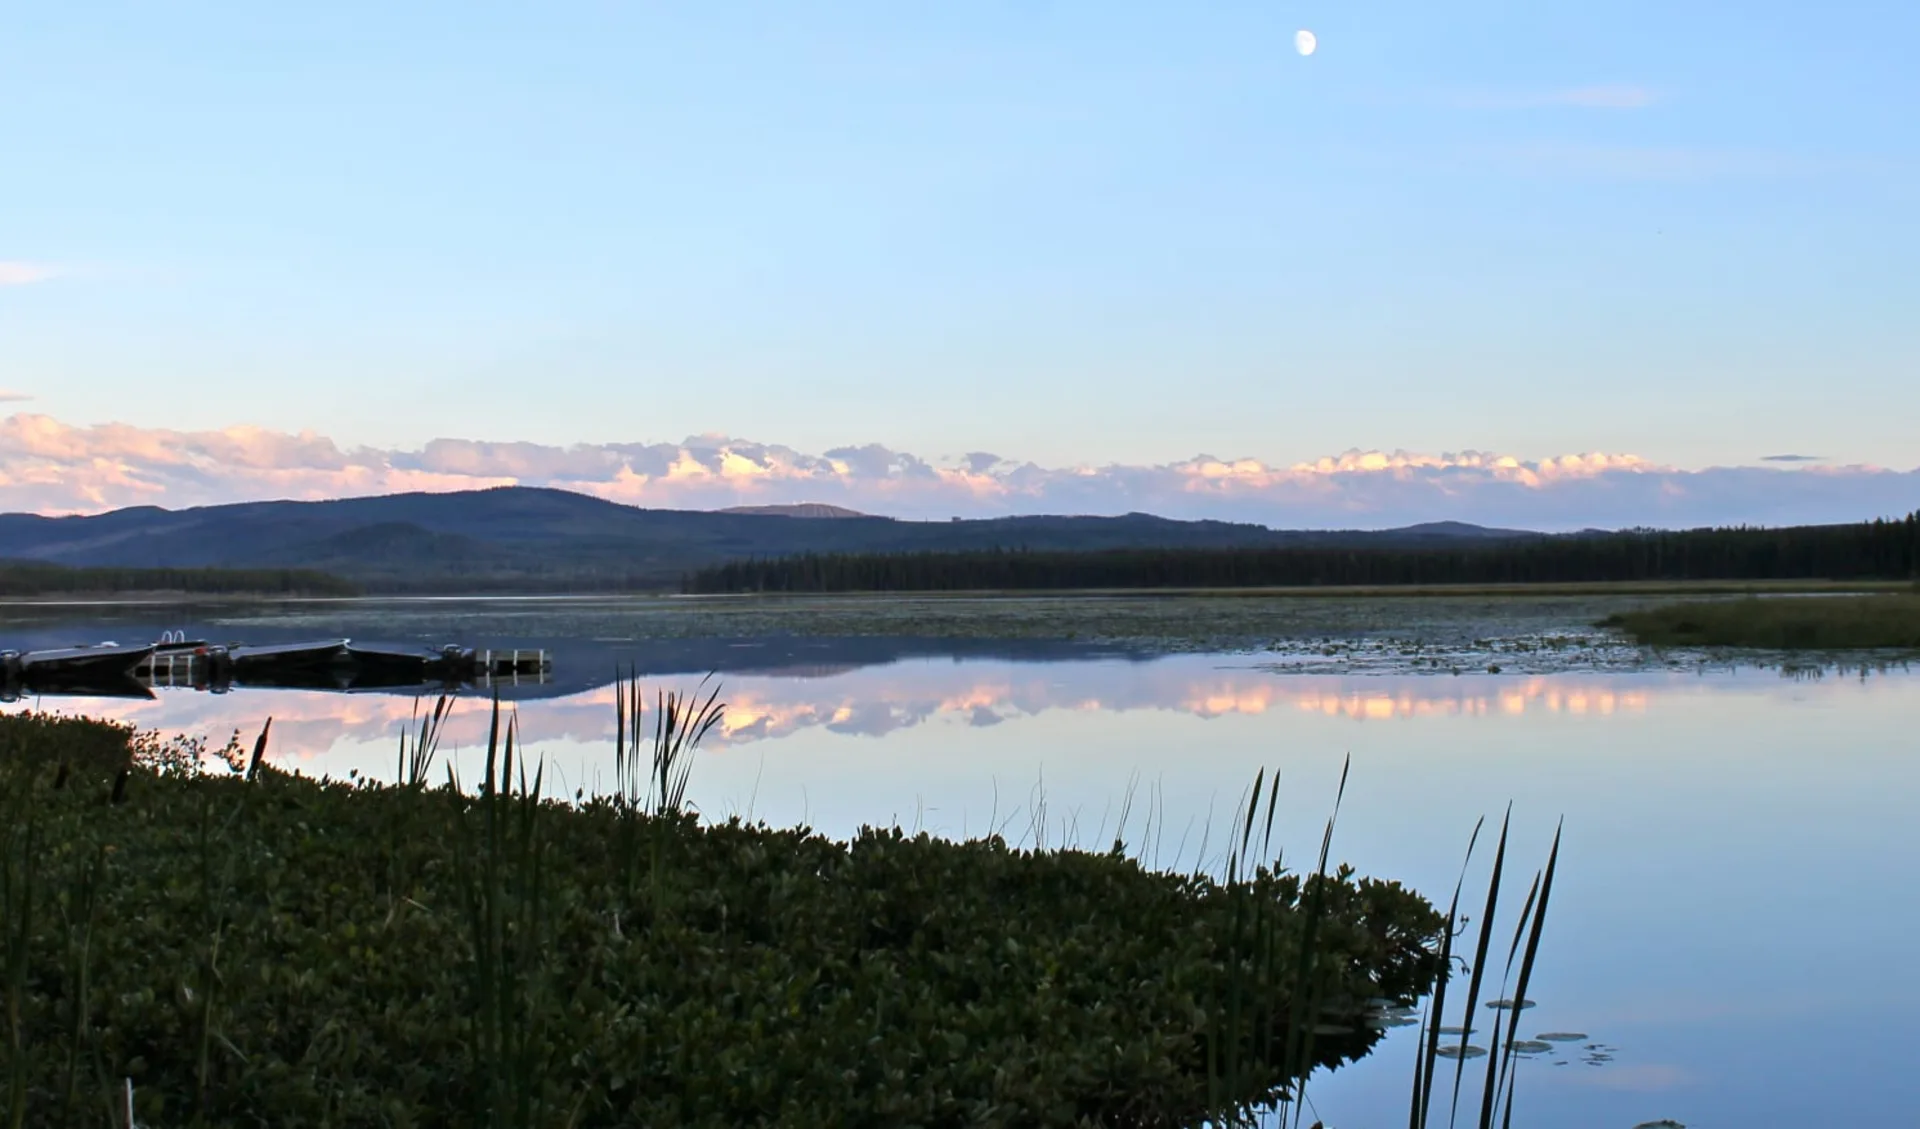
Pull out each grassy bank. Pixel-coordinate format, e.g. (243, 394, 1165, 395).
(1601, 594, 1920, 649)
(0, 706, 1446, 1128)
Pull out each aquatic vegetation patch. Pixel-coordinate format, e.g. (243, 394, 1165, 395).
(1600, 595, 1920, 650)
(0, 711, 1443, 1128)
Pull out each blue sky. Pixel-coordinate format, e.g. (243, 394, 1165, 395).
(3, 0, 1917, 516)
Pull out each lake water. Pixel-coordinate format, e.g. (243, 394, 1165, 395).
(4, 598, 1917, 1127)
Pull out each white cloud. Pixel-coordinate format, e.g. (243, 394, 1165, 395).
(0, 262, 56, 286)
(0, 392, 32, 403)
(0, 412, 1915, 529)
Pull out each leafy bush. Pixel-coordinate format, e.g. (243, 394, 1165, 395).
(0, 712, 1442, 1128)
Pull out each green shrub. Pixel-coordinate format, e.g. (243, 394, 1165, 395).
(0, 712, 1442, 1128)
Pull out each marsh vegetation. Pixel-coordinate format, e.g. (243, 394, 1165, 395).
(0, 696, 1494, 1128)
(1600, 594, 1920, 650)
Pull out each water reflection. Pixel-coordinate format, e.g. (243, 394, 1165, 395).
(4, 660, 1676, 769)
(5, 651, 1919, 1127)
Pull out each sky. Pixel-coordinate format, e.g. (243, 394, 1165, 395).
(3, 0, 1917, 524)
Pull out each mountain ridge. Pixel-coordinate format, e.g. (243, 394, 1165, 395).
(0, 486, 1553, 592)
(718, 503, 870, 519)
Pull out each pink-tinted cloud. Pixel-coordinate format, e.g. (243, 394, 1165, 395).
(0, 262, 56, 286)
(1, 412, 1915, 529)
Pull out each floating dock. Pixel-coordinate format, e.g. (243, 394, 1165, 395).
(2, 637, 550, 700)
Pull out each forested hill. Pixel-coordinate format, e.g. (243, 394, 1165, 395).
(682, 514, 1920, 593)
(0, 486, 1543, 592)
(0, 562, 360, 598)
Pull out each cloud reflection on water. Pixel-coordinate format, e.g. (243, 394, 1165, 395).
(6, 661, 1655, 772)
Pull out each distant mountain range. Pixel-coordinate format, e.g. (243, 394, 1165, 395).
(0, 487, 1549, 592)
(718, 503, 869, 518)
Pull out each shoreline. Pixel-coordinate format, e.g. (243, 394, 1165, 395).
(0, 590, 364, 607)
(681, 579, 1912, 600)
(0, 577, 1908, 608)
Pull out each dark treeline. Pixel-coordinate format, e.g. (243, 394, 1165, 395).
(683, 513, 1920, 593)
(0, 561, 361, 597)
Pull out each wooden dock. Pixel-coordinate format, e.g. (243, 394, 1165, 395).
(5, 637, 551, 698)
(469, 648, 551, 677)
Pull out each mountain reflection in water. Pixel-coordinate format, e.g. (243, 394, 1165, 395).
(3, 654, 1654, 769)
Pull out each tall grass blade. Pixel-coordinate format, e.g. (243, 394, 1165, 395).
(1487, 870, 1541, 1114)
(1446, 805, 1510, 1129)
(1413, 816, 1483, 1129)
(244, 717, 272, 783)
(1260, 769, 1283, 861)
(1238, 767, 1265, 863)
(57, 844, 106, 1126)
(3, 802, 35, 1129)
(1498, 822, 1562, 1129)
(1283, 755, 1349, 1129)
(397, 694, 452, 788)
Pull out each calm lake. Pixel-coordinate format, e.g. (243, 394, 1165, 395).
(4, 596, 1916, 1127)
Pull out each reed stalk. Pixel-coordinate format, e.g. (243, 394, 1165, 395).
(450, 696, 555, 1127)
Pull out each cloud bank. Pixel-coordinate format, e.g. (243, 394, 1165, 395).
(1, 413, 1915, 529)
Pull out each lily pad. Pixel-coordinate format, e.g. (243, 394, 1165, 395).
(1509, 1040, 1553, 1055)
(1631, 1121, 1686, 1129)
(1434, 1045, 1488, 1060)
(1485, 998, 1536, 1010)
(1535, 1031, 1587, 1042)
